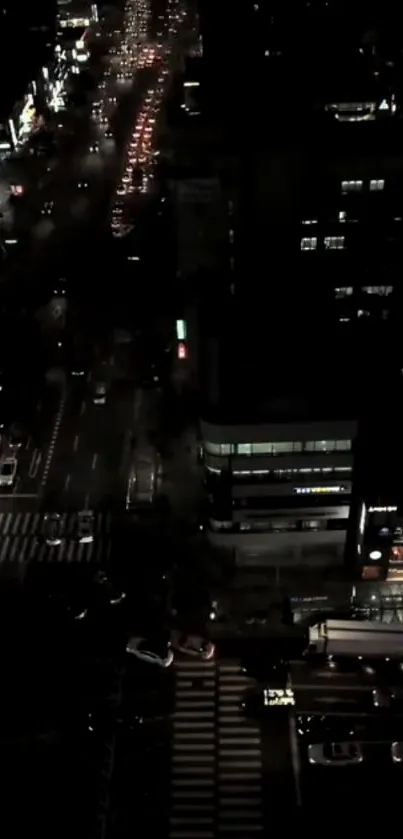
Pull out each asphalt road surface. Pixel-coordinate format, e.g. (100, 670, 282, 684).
(110, 648, 298, 838)
(42, 376, 136, 511)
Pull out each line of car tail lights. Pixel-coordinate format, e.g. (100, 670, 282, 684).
(111, 62, 169, 235)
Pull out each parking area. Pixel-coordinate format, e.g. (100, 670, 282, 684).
(290, 656, 403, 805)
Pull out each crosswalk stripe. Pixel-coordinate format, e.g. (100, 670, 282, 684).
(172, 779, 215, 787)
(12, 513, 22, 535)
(170, 659, 264, 838)
(0, 536, 10, 562)
(173, 743, 215, 752)
(3, 514, 12, 535)
(219, 798, 262, 807)
(174, 711, 215, 719)
(0, 511, 110, 539)
(219, 785, 262, 794)
(173, 755, 215, 763)
(172, 766, 215, 774)
(173, 721, 214, 730)
(176, 690, 215, 699)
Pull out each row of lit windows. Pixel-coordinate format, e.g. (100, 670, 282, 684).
(204, 440, 352, 457)
(301, 236, 345, 251)
(303, 210, 401, 226)
(206, 465, 352, 477)
(335, 286, 393, 298)
(341, 179, 385, 194)
(209, 518, 348, 534)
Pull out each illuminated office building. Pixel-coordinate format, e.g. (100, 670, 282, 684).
(193, 2, 403, 573)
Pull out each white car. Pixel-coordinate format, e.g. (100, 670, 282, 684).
(0, 457, 17, 487)
(172, 633, 215, 660)
(391, 742, 403, 763)
(126, 637, 173, 668)
(308, 742, 363, 766)
(77, 510, 94, 543)
(44, 513, 62, 546)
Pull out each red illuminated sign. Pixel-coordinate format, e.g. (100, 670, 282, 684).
(178, 342, 187, 360)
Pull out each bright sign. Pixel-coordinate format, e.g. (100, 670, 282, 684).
(176, 319, 186, 341)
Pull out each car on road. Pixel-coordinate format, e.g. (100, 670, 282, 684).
(171, 633, 215, 660)
(0, 456, 17, 487)
(78, 181, 89, 189)
(93, 570, 126, 605)
(89, 141, 100, 154)
(126, 637, 173, 668)
(93, 381, 107, 405)
(391, 742, 403, 763)
(44, 513, 62, 546)
(372, 688, 395, 709)
(41, 200, 54, 216)
(7, 423, 24, 450)
(308, 741, 363, 766)
(77, 510, 94, 543)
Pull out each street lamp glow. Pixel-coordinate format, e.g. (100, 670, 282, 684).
(369, 550, 382, 560)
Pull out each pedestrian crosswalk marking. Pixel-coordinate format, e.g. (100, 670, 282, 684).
(170, 659, 264, 839)
(0, 511, 112, 564)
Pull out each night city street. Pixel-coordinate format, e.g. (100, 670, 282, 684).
(2, 0, 403, 835)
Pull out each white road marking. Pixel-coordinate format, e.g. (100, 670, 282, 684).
(73, 435, 79, 451)
(80, 400, 87, 414)
(84, 492, 90, 509)
(92, 453, 98, 470)
(40, 393, 66, 489)
(64, 474, 71, 491)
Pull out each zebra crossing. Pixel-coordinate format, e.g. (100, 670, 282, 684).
(171, 659, 264, 839)
(0, 512, 111, 564)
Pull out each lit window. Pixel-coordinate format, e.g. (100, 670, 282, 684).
(369, 179, 385, 191)
(251, 443, 272, 454)
(301, 237, 317, 251)
(341, 180, 363, 194)
(237, 444, 252, 455)
(325, 236, 345, 250)
(361, 285, 393, 296)
(335, 287, 353, 298)
(204, 442, 233, 456)
(271, 442, 294, 454)
(304, 440, 351, 453)
(294, 485, 347, 495)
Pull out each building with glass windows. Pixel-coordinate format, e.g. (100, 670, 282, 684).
(198, 294, 365, 569)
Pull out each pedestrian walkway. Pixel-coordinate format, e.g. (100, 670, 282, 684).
(170, 658, 264, 839)
(0, 511, 111, 564)
(0, 511, 111, 537)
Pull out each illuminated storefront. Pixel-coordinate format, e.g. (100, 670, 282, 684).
(7, 90, 44, 150)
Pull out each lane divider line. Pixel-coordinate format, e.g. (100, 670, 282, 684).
(40, 393, 66, 489)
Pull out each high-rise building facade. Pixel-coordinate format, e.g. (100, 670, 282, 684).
(196, 1, 403, 574)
